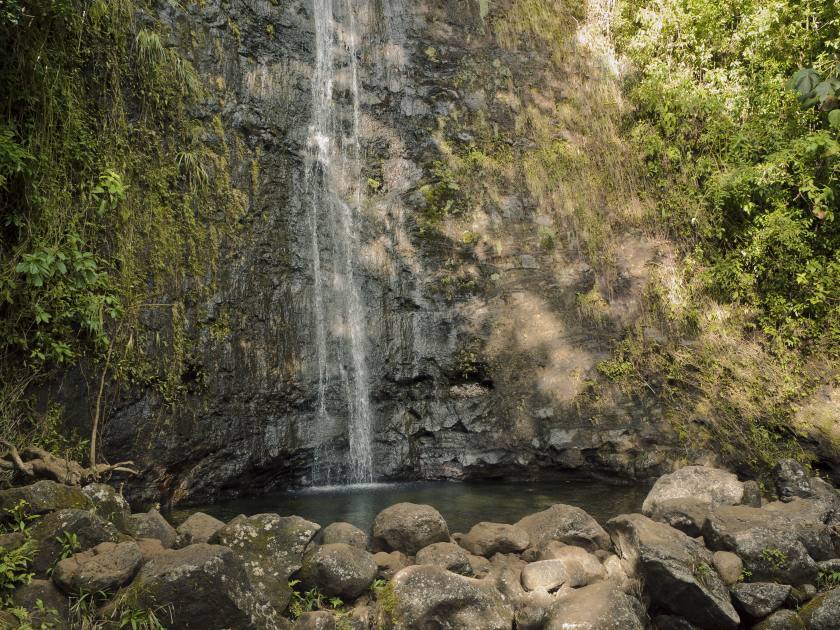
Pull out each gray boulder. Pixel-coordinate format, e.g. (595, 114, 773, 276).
(544, 581, 645, 630)
(210, 513, 320, 613)
(521, 559, 568, 592)
(458, 521, 530, 557)
(126, 543, 256, 630)
(82, 483, 130, 532)
(538, 543, 605, 586)
(773, 459, 813, 501)
(53, 541, 141, 594)
(730, 582, 790, 619)
(642, 466, 745, 516)
(297, 543, 377, 599)
(320, 522, 368, 549)
(753, 609, 806, 630)
(294, 611, 335, 629)
(370, 503, 449, 555)
(607, 513, 739, 629)
(799, 587, 840, 630)
(415, 541, 472, 575)
(12, 579, 69, 628)
(648, 497, 711, 537)
(515, 504, 609, 552)
(28, 508, 119, 575)
(711, 550, 743, 586)
(702, 504, 823, 583)
(653, 615, 701, 629)
(372, 550, 409, 580)
(127, 509, 176, 548)
(380, 565, 513, 629)
(175, 511, 225, 547)
(0, 481, 92, 518)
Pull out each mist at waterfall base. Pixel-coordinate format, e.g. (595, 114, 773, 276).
(171, 479, 646, 532)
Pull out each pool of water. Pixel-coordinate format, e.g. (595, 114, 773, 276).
(171, 479, 647, 533)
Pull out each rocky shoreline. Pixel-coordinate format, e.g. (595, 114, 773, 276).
(1, 462, 838, 629)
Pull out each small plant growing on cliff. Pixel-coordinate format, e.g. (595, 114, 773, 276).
(3, 499, 38, 534)
(817, 567, 840, 591)
(0, 540, 35, 606)
(693, 561, 713, 587)
(56, 531, 81, 562)
(760, 548, 788, 571)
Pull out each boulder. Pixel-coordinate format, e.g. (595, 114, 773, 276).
(742, 480, 763, 507)
(175, 512, 225, 547)
(515, 504, 609, 552)
(370, 503, 449, 555)
(642, 466, 745, 516)
(648, 498, 711, 537)
(0, 481, 92, 518)
(607, 513, 739, 629)
(521, 560, 568, 592)
(297, 543, 377, 599)
(28, 508, 119, 575)
(752, 609, 806, 630)
(798, 587, 840, 630)
(652, 615, 701, 630)
(485, 552, 528, 601)
(537, 543, 605, 586)
(773, 459, 813, 501)
(544, 581, 645, 630)
(127, 509, 176, 549)
(467, 553, 491, 578)
(12, 579, 69, 628)
(458, 521, 530, 557)
(82, 483, 130, 532)
(730, 582, 790, 619)
(415, 541, 472, 575)
(136, 537, 167, 562)
(602, 553, 633, 591)
(513, 587, 555, 630)
(294, 611, 335, 629)
(711, 550, 742, 585)
(53, 541, 142, 594)
(380, 565, 513, 629)
(373, 550, 409, 580)
(702, 504, 822, 583)
(787, 583, 818, 607)
(211, 513, 319, 612)
(320, 522, 368, 549)
(126, 543, 255, 630)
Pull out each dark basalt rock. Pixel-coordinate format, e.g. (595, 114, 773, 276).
(0, 480, 92, 518)
(370, 503, 450, 555)
(607, 513, 739, 630)
(729, 582, 790, 619)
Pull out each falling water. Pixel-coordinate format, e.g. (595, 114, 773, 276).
(305, 0, 374, 484)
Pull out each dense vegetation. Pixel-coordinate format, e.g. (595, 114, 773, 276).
(0, 0, 240, 462)
(611, 0, 839, 470)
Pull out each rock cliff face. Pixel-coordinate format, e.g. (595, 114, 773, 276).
(102, 0, 680, 506)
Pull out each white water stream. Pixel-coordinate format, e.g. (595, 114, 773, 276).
(305, 0, 373, 483)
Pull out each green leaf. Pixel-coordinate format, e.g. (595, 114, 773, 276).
(829, 109, 840, 130)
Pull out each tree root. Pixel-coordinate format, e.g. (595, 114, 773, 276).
(0, 440, 138, 486)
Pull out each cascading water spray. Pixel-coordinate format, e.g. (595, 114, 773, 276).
(305, 0, 374, 484)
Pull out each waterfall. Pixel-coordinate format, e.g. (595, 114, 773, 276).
(306, 0, 374, 484)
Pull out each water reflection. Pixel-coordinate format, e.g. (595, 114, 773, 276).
(171, 479, 647, 532)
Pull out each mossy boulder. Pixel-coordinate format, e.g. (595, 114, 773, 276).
(297, 543, 377, 599)
(210, 513, 320, 613)
(127, 509, 177, 548)
(82, 483, 131, 532)
(0, 481, 92, 519)
(28, 508, 119, 575)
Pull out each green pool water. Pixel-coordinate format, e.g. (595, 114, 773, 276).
(171, 478, 647, 532)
